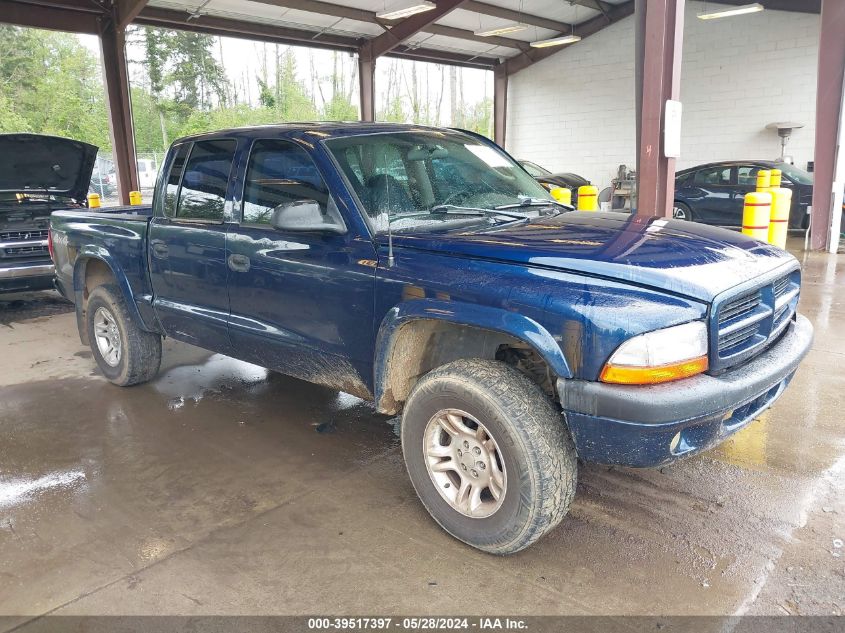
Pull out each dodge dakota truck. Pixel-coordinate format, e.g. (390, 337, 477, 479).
(1, 134, 96, 293)
(50, 123, 813, 554)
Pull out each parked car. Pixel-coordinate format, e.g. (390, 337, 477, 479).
(1, 133, 96, 294)
(89, 162, 116, 197)
(519, 159, 590, 202)
(51, 123, 813, 554)
(674, 160, 813, 229)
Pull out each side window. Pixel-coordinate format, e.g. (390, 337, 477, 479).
(694, 166, 731, 186)
(176, 139, 236, 222)
(162, 143, 190, 218)
(242, 139, 329, 227)
(737, 166, 761, 186)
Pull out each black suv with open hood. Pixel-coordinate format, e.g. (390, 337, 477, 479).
(0, 134, 97, 294)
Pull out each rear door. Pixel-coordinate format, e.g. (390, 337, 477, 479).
(225, 138, 377, 397)
(148, 139, 236, 353)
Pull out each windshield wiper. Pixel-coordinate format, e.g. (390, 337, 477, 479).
(494, 197, 573, 211)
(429, 204, 529, 221)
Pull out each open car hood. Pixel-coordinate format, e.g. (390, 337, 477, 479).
(0, 134, 98, 203)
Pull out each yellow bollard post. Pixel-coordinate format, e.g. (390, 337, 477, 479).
(577, 185, 598, 211)
(87, 193, 101, 209)
(767, 187, 792, 249)
(129, 191, 142, 205)
(742, 191, 772, 241)
(550, 187, 572, 206)
(755, 169, 771, 192)
(769, 168, 782, 189)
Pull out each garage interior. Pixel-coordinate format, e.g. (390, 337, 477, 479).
(1, 0, 845, 624)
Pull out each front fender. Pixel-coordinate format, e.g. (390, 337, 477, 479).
(374, 299, 572, 413)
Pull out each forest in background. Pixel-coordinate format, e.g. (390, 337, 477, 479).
(0, 25, 494, 157)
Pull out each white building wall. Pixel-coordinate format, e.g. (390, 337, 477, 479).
(506, 2, 819, 191)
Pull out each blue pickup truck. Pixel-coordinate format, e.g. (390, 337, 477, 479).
(50, 123, 813, 554)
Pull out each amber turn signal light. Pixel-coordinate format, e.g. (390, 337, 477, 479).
(600, 356, 709, 385)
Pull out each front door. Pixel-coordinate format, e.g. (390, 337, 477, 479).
(148, 139, 237, 353)
(226, 138, 377, 398)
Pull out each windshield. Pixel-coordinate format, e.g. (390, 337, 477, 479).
(325, 131, 553, 233)
(777, 162, 813, 185)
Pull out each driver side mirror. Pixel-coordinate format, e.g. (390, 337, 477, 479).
(271, 199, 346, 234)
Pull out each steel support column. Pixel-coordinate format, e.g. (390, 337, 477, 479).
(99, 18, 139, 203)
(810, 0, 845, 251)
(359, 55, 375, 122)
(634, 0, 684, 217)
(493, 64, 508, 147)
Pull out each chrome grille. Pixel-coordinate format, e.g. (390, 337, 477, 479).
(718, 322, 759, 353)
(711, 269, 800, 371)
(0, 230, 49, 242)
(718, 291, 761, 325)
(773, 275, 790, 299)
(3, 245, 48, 256)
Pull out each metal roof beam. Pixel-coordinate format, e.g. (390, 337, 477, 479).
(705, 0, 819, 13)
(248, 0, 527, 49)
(0, 0, 101, 32)
(504, 1, 634, 75)
(116, 0, 149, 28)
(359, 0, 468, 61)
(136, 6, 498, 68)
(462, 0, 572, 33)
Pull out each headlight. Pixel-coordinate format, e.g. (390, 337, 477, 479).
(600, 321, 708, 385)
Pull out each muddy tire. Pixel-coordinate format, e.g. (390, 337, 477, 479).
(401, 358, 577, 554)
(86, 284, 161, 386)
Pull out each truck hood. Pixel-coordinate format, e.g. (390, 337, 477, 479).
(0, 134, 98, 203)
(391, 211, 797, 303)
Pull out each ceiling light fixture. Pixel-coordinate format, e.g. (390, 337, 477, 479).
(697, 3, 764, 20)
(474, 23, 526, 37)
(530, 34, 581, 48)
(376, 0, 436, 20)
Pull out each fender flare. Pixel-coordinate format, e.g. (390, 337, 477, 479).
(374, 299, 572, 412)
(72, 248, 151, 342)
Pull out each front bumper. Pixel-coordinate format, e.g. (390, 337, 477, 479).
(0, 262, 55, 293)
(558, 314, 814, 467)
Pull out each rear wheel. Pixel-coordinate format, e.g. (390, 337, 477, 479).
(86, 284, 162, 386)
(672, 202, 693, 221)
(401, 359, 577, 554)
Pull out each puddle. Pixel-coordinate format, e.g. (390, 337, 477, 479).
(153, 354, 268, 405)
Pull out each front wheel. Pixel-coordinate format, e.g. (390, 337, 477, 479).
(401, 359, 577, 554)
(86, 284, 162, 386)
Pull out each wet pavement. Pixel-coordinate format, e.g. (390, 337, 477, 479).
(0, 240, 843, 623)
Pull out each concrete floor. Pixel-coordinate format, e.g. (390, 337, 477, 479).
(0, 242, 843, 624)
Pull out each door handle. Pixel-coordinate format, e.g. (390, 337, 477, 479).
(151, 241, 169, 259)
(228, 253, 251, 273)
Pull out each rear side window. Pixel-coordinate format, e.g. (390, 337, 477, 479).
(737, 165, 762, 186)
(694, 166, 731, 186)
(162, 143, 190, 218)
(241, 139, 329, 227)
(176, 139, 236, 222)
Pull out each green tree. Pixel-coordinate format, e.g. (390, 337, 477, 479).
(322, 93, 357, 121)
(0, 92, 29, 132)
(461, 97, 493, 138)
(0, 26, 110, 149)
(276, 49, 317, 121)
